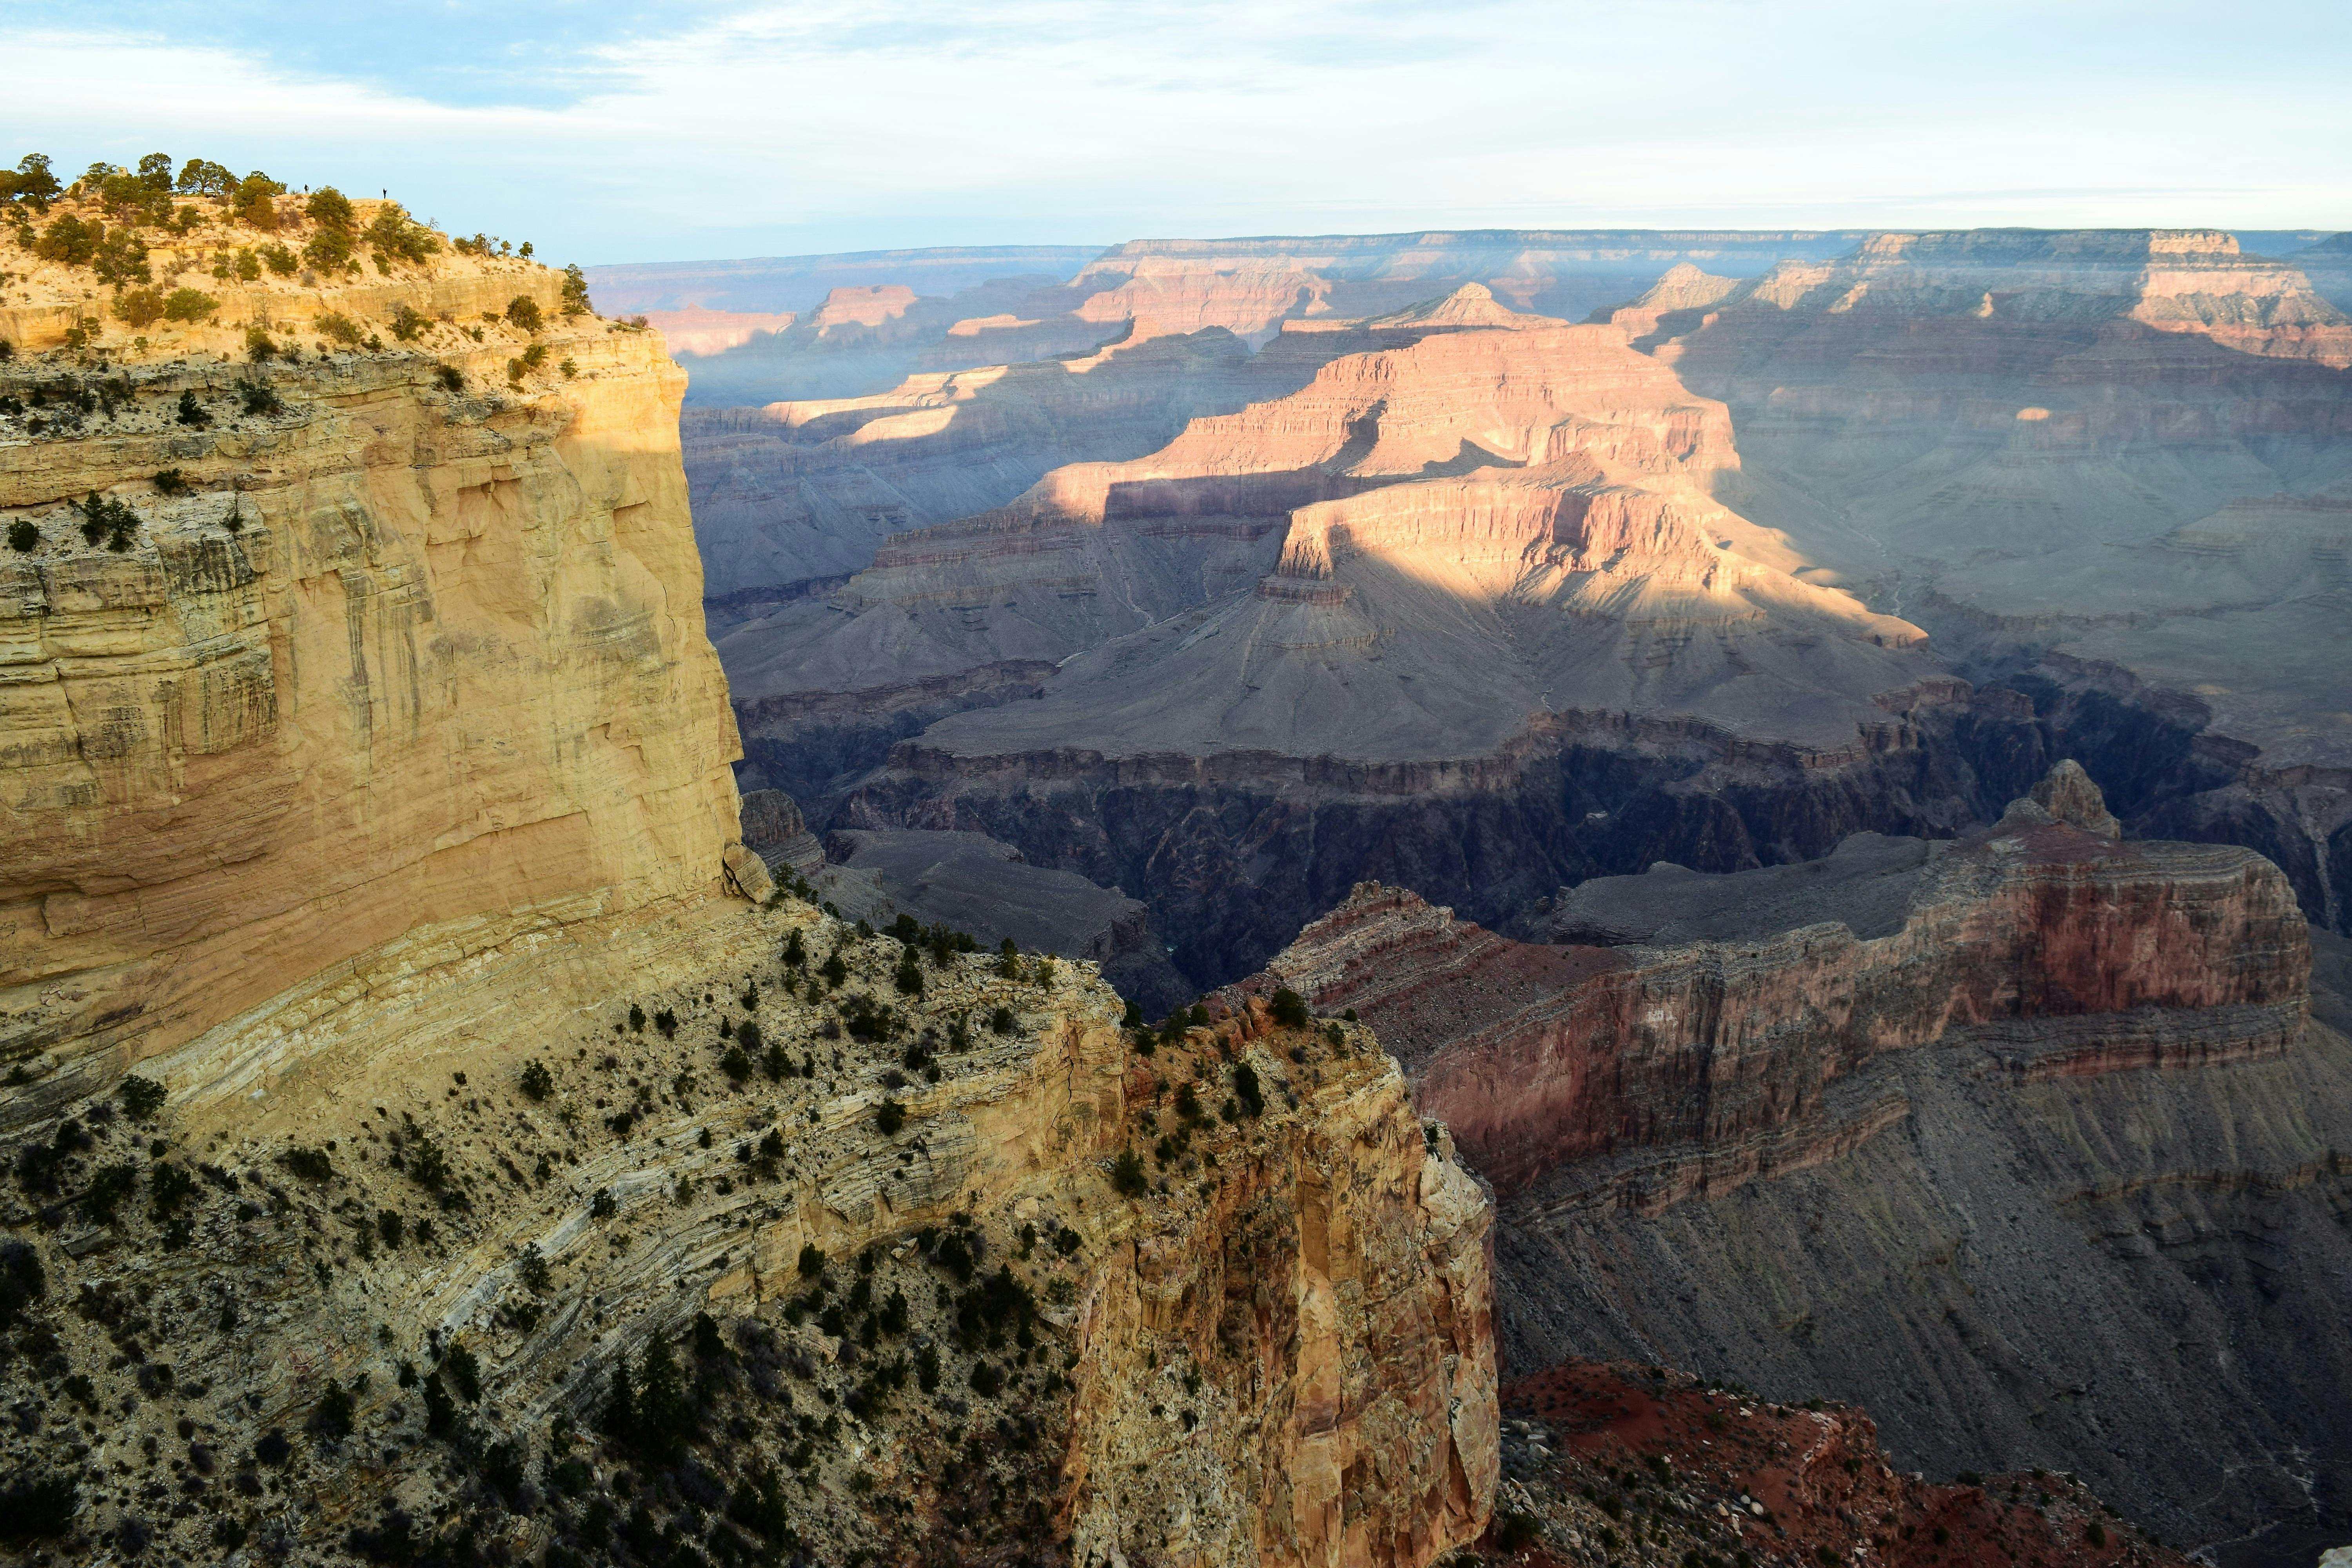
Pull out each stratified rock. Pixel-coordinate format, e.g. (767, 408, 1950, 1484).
(0, 183, 1499, 1568)
(1245, 764, 2307, 1198)
(1236, 764, 2352, 1552)
(0, 215, 742, 1108)
(1606, 227, 2352, 929)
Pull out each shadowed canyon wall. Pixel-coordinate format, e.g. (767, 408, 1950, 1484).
(1233, 767, 2351, 1561)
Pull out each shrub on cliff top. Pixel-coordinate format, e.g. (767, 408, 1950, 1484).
(232, 172, 285, 230)
(365, 204, 440, 265)
(304, 186, 354, 234)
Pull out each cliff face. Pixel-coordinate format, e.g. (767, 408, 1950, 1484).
(0, 901, 1494, 1567)
(1250, 769, 2308, 1200)
(2, 255, 743, 1107)
(2, 183, 1495, 1568)
(1236, 766, 2352, 1555)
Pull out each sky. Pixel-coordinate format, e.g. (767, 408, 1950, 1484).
(10, 0, 2350, 268)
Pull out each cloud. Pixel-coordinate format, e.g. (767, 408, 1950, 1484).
(10, 0, 2349, 263)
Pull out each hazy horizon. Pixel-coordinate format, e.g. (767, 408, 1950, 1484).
(13, 0, 2350, 270)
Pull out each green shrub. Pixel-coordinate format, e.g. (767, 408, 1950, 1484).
(82, 1163, 138, 1223)
(363, 204, 440, 265)
(1109, 1148, 1148, 1197)
(316, 311, 363, 347)
(34, 214, 99, 265)
(118, 1073, 166, 1120)
(388, 302, 430, 341)
(7, 520, 38, 553)
(278, 1146, 332, 1183)
(877, 1098, 907, 1135)
(175, 389, 210, 427)
(506, 295, 544, 332)
(519, 1060, 554, 1101)
(93, 227, 150, 285)
(150, 1162, 198, 1216)
(1270, 988, 1309, 1028)
(258, 241, 296, 275)
(113, 287, 165, 327)
(719, 1045, 753, 1081)
(153, 468, 188, 495)
(561, 263, 592, 316)
(233, 172, 285, 230)
(1496, 1512, 1543, 1552)
(309, 1378, 355, 1441)
(443, 1343, 482, 1402)
(156, 287, 216, 324)
(303, 186, 354, 234)
(1232, 1062, 1264, 1118)
(434, 363, 463, 393)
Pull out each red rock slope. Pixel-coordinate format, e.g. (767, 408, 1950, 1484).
(1234, 763, 2309, 1201)
(1484, 1359, 2189, 1568)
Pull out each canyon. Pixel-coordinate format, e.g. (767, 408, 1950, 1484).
(9, 163, 2352, 1568)
(669, 226, 2352, 1000)
(1233, 764, 2351, 1560)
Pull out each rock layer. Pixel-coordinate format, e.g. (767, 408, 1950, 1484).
(1239, 766, 2308, 1200)
(1, 247, 744, 1102)
(1233, 768, 2351, 1553)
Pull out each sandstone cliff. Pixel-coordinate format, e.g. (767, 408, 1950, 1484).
(1, 173, 1498, 1568)
(1, 201, 746, 1117)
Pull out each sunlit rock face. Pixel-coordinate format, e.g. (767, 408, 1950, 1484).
(1, 216, 745, 1103)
